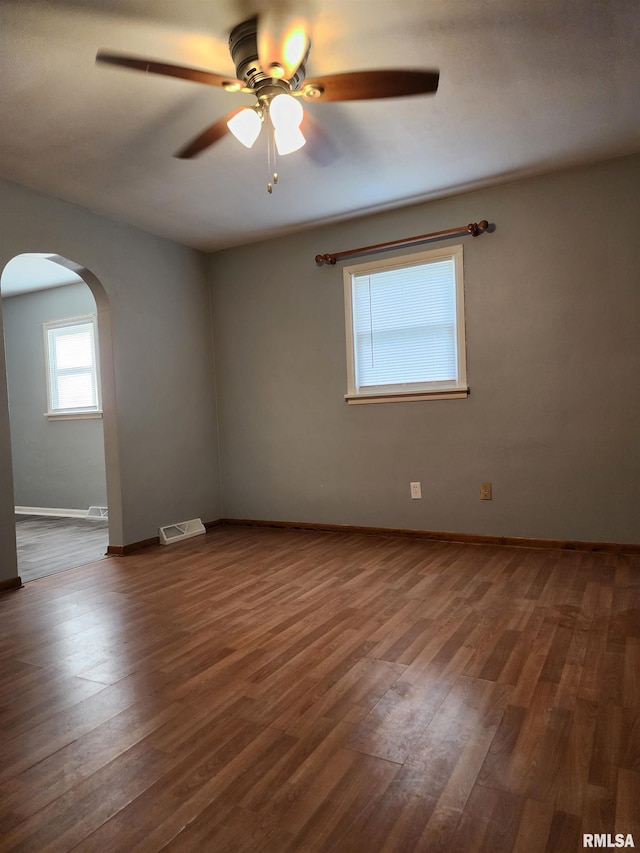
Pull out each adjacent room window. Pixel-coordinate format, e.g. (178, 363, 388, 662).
(43, 315, 101, 418)
(343, 244, 468, 404)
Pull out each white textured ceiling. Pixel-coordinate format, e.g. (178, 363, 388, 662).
(1, 0, 639, 252)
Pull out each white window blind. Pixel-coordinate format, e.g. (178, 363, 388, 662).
(44, 316, 101, 415)
(344, 245, 468, 403)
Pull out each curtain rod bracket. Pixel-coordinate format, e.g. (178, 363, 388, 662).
(315, 220, 491, 265)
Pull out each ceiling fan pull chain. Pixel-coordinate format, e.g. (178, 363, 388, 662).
(266, 121, 280, 193)
(272, 113, 279, 187)
(267, 122, 274, 193)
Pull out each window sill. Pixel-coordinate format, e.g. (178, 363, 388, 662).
(345, 388, 469, 405)
(44, 411, 103, 421)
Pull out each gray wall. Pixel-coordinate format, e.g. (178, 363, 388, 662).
(0, 178, 221, 583)
(2, 282, 107, 510)
(209, 155, 640, 545)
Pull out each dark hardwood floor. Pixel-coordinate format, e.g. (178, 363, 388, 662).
(15, 514, 109, 583)
(0, 525, 638, 851)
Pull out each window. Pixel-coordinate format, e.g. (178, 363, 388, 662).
(43, 315, 101, 418)
(343, 244, 468, 404)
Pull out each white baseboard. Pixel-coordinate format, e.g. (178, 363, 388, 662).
(15, 506, 88, 518)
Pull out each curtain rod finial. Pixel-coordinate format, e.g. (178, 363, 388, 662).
(468, 220, 490, 236)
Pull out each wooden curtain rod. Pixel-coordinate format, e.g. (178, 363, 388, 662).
(315, 220, 490, 265)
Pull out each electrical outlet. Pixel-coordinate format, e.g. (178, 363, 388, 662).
(480, 482, 492, 500)
(410, 482, 422, 500)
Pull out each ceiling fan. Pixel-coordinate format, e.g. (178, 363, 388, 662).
(96, 10, 439, 171)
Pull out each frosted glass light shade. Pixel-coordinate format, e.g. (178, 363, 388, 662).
(269, 94, 303, 129)
(270, 94, 305, 154)
(227, 108, 262, 148)
(274, 125, 306, 155)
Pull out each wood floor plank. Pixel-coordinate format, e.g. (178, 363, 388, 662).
(162, 801, 295, 853)
(0, 525, 638, 850)
(549, 696, 599, 817)
(238, 717, 351, 814)
(0, 739, 172, 850)
(274, 657, 406, 736)
(0, 672, 110, 740)
(512, 797, 556, 853)
(615, 768, 640, 837)
(397, 677, 512, 802)
(344, 671, 454, 764)
(289, 752, 399, 851)
(412, 802, 465, 853)
(0, 699, 185, 822)
(119, 725, 299, 852)
(479, 681, 572, 800)
(0, 680, 143, 785)
(544, 809, 583, 852)
(451, 784, 526, 852)
(334, 778, 438, 853)
(581, 783, 617, 837)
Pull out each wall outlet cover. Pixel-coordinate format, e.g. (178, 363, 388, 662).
(480, 482, 492, 500)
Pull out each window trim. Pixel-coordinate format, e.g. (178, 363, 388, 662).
(343, 244, 469, 405)
(43, 314, 103, 420)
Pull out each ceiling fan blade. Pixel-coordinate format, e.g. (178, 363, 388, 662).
(301, 69, 439, 102)
(257, 8, 310, 80)
(96, 50, 246, 92)
(175, 109, 244, 159)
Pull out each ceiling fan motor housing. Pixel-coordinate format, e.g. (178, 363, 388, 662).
(229, 17, 307, 93)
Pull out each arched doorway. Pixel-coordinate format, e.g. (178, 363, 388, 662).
(0, 253, 122, 580)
